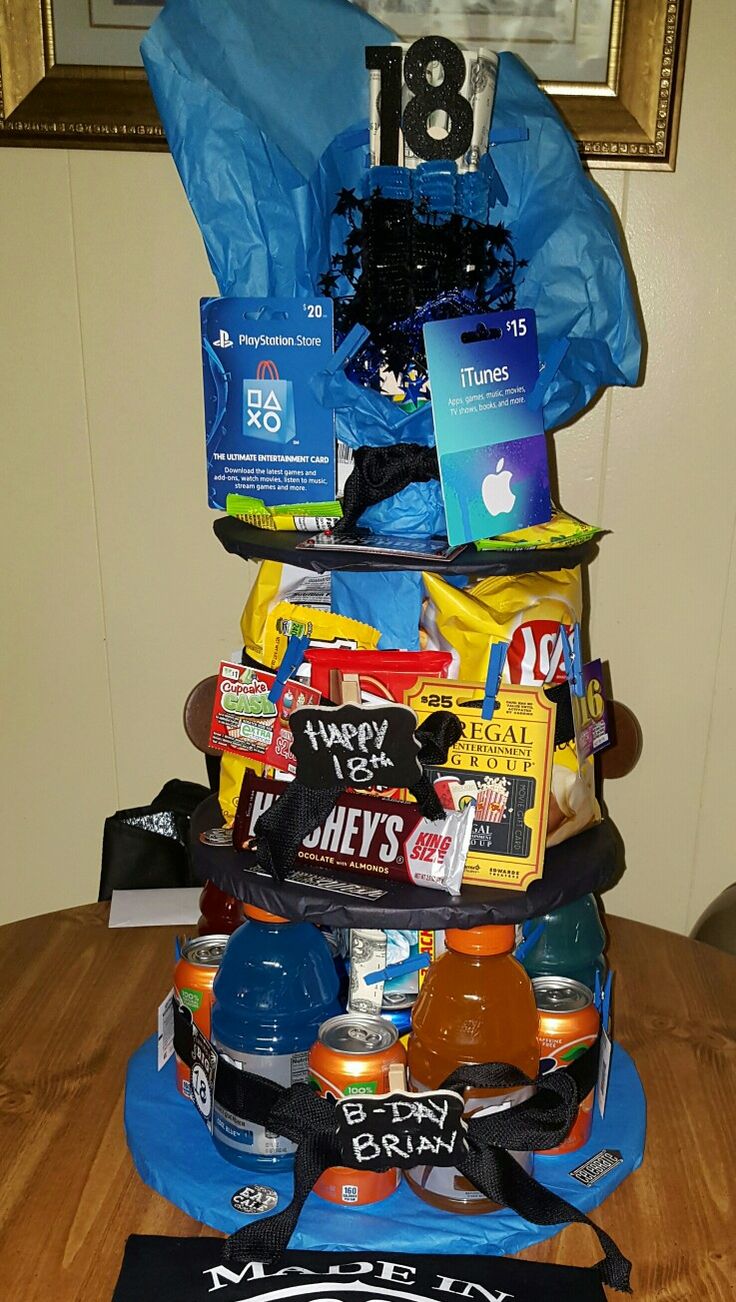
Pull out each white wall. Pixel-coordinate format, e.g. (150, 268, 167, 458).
(1, 0, 733, 929)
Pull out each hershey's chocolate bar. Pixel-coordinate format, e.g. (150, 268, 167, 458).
(235, 774, 470, 893)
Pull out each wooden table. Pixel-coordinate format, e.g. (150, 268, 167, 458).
(1, 905, 734, 1301)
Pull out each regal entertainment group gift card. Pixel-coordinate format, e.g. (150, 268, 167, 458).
(402, 678, 556, 890)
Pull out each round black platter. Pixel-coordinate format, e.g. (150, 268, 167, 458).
(213, 517, 598, 577)
(191, 795, 620, 929)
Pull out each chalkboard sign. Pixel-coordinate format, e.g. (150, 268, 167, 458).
(289, 703, 423, 791)
(335, 1090, 466, 1170)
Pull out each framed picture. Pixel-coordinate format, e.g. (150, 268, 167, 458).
(0, 0, 691, 167)
(0, 0, 166, 147)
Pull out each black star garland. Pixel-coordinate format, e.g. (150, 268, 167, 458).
(323, 187, 526, 391)
(317, 269, 340, 296)
(333, 186, 361, 217)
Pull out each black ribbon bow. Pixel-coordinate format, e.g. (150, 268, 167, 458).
(173, 1008, 631, 1293)
(244, 710, 463, 881)
(338, 443, 440, 533)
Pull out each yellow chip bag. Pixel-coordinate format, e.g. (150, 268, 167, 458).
(219, 753, 265, 828)
(244, 601, 381, 671)
(422, 568, 599, 847)
(240, 560, 332, 660)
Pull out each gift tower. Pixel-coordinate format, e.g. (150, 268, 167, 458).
(124, 0, 645, 1287)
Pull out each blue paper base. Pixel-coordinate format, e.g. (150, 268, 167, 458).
(125, 1036, 645, 1255)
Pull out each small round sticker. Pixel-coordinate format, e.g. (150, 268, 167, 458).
(231, 1184, 279, 1215)
(191, 1063, 213, 1122)
(199, 826, 233, 847)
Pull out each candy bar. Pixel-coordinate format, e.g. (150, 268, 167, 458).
(304, 648, 451, 704)
(234, 773, 473, 894)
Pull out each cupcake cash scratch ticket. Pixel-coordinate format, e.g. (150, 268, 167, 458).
(401, 678, 556, 890)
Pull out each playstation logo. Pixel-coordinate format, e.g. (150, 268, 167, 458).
(212, 328, 234, 349)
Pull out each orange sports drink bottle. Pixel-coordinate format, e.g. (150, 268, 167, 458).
(405, 922, 539, 1213)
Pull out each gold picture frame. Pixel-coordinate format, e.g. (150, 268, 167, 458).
(0, 0, 691, 168)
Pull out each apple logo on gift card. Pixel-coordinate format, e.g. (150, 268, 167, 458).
(482, 458, 516, 516)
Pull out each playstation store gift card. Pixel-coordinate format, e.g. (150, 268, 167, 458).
(201, 297, 335, 510)
(424, 309, 551, 546)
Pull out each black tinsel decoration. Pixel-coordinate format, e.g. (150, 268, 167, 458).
(320, 188, 526, 392)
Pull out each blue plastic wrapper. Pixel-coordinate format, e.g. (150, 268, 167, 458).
(331, 569, 423, 650)
(142, 0, 641, 535)
(126, 1035, 645, 1250)
(141, 0, 388, 299)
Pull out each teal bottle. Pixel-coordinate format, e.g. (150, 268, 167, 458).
(519, 894, 607, 992)
(211, 904, 341, 1171)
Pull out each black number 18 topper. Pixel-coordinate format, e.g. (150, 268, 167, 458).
(366, 36, 473, 165)
(289, 702, 422, 791)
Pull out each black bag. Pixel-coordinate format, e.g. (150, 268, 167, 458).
(112, 1240, 608, 1302)
(99, 779, 209, 900)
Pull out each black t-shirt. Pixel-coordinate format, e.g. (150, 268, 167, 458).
(112, 1239, 607, 1302)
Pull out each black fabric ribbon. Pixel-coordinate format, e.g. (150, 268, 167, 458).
(173, 1006, 630, 1292)
(338, 443, 439, 532)
(245, 710, 463, 880)
(546, 680, 576, 747)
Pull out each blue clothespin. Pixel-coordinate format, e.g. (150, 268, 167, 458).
(515, 920, 546, 964)
(325, 322, 370, 375)
(601, 970, 613, 1032)
(478, 146, 511, 208)
(174, 936, 182, 963)
(560, 624, 584, 697)
(572, 624, 584, 695)
(594, 968, 602, 1014)
(268, 633, 310, 704)
(559, 626, 573, 682)
(364, 953, 431, 986)
(482, 640, 508, 721)
(489, 126, 530, 146)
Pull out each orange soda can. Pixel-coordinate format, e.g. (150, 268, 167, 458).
(533, 976, 600, 1155)
(309, 1013, 407, 1205)
(174, 935, 229, 1099)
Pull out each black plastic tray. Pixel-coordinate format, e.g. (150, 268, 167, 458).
(213, 517, 598, 577)
(191, 794, 620, 929)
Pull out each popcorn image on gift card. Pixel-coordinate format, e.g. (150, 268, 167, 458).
(476, 775, 511, 823)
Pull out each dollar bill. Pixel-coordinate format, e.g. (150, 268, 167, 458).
(466, 48, 499, 173)
(348, 929, 387, 1014)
